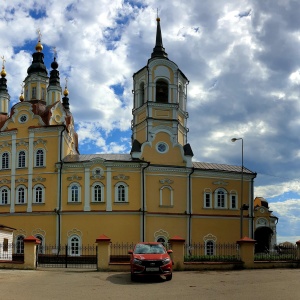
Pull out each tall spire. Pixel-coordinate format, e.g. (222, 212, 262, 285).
(151, 17, 168, 59)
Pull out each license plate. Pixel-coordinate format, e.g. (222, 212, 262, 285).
(146, 267, 159, 272)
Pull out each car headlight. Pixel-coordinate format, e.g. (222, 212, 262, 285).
(133, 258, 143, 265)
(162, 257, 171, 265)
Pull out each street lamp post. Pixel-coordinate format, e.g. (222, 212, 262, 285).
(231, 137, 245, 238)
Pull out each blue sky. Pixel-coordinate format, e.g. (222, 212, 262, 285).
(1, 0, 300, 243)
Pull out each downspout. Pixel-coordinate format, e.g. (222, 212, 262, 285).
(250, 176, 255, 239)
(146, 65, 150, 141)
(188, 167, 195, 246)
(142, 161, 150, 242)
(57, 125, 66, 247)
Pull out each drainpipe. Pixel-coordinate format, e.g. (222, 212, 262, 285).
(188, 167, 195, 246)
(57, 125, 66, 248)
(250, 176, 255, 239)
(146, 65, 150, 142)
(142, 161, 150, 242)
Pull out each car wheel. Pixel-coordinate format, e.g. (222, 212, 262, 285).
(165, 273, 172, 281)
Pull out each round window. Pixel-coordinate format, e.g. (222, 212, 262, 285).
(156, 142, 168, 153)
(19, 115, 28, 123)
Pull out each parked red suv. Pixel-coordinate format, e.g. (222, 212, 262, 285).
(128, 242, 173, 281)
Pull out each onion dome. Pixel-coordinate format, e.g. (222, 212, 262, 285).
(49, 57, 60, 87)
(19, 93, 24, 102)
(0, 65, 8, 93)
(151, 17, 168, 59)
(27, 39, 47, 75)
(63, 86, 69, 96)
(1, 66, 6, 78)
(35, 40, 43, 52)
(62, 86, 70, 110)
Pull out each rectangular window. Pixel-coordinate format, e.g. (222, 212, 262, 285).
(32, 87, 36, 99)
(204, 192, 212, 208)
(231, 195, 237, 209)
(3, 238, 8, 252)
(41, 87, 46, 100)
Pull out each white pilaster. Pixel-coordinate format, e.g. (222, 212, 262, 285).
(10, 133, 16, 213)
(106, 167, 112, 211)
(27, 132, 34, 212)
(84, 167, 90, 211)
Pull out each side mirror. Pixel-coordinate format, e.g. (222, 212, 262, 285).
(128, 250, 133, 254)
(167, 250, 173, 254)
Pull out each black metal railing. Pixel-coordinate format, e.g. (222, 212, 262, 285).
(184, 243, 241, 262)
(255, 244, 298, 261)
(110, 242, 135, 263)
(38, 244, 97, 268)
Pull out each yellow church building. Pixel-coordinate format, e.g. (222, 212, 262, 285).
(0, 18, 277, 254)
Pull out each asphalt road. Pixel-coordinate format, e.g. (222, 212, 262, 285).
(0, 268, 299, 299)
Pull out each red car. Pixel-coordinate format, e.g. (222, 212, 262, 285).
(128, 242, 173, 281)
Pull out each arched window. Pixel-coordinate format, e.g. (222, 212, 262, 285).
(33, 185, 45, 203)
(16, 235, 24, 254)
(0, 187, 9, 205)
(68, 235, 81, 256)
(214, 188, 227, 209)
(16, 186, 27, 204)
(18, 150, 26, 168)
(68, 183, 81, 203)
(35, 235, 44, 254)
(91, 182, 104, 202)
(139, 82, 145, 107)
(115, 182, 128, 203)
(35, 149, 45, 167)
(156, 80, 168, 103)
(2, 152, 9, 169)
(159, 186, 173, 206)
(205, 240, 215, 256)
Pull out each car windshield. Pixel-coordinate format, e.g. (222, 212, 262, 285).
(134, 243, 166, 254)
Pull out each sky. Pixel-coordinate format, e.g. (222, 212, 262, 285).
(0, 0, 300, 243)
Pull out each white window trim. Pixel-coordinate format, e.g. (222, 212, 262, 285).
(0, 186, 10, 205)
(68, 235, 81, 256)
(214, 188, 228, 209)
(34, 148, 45, 167)
(205, 240, 216, 256)
(33, 184, 45, 204)
(204, 188, 212, 208)
(114, 182, 128, 203)
(91, 182, 104, 203)
(68, 182, 81, 203)
(16, 185, 27, 204)
(159, 185, 173, 206)
(17, 150, 27, 168)
(15, 235, 25, 254)
(1, 151, 10, 170)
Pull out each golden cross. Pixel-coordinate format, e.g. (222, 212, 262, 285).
(1, 56, 5, 68)
(37, 28, 42, 42)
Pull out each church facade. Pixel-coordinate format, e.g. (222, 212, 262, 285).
(0, 18, 277, 253)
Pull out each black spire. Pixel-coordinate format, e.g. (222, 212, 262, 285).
(151, 17, 168, 59)
(49, 57, 60, 86)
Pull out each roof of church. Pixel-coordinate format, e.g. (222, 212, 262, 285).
(63, 154, 255, 174)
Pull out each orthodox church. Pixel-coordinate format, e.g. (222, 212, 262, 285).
(0, 18, 277, 253)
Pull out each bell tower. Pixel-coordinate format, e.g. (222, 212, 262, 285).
(131, 17, 193, 165)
